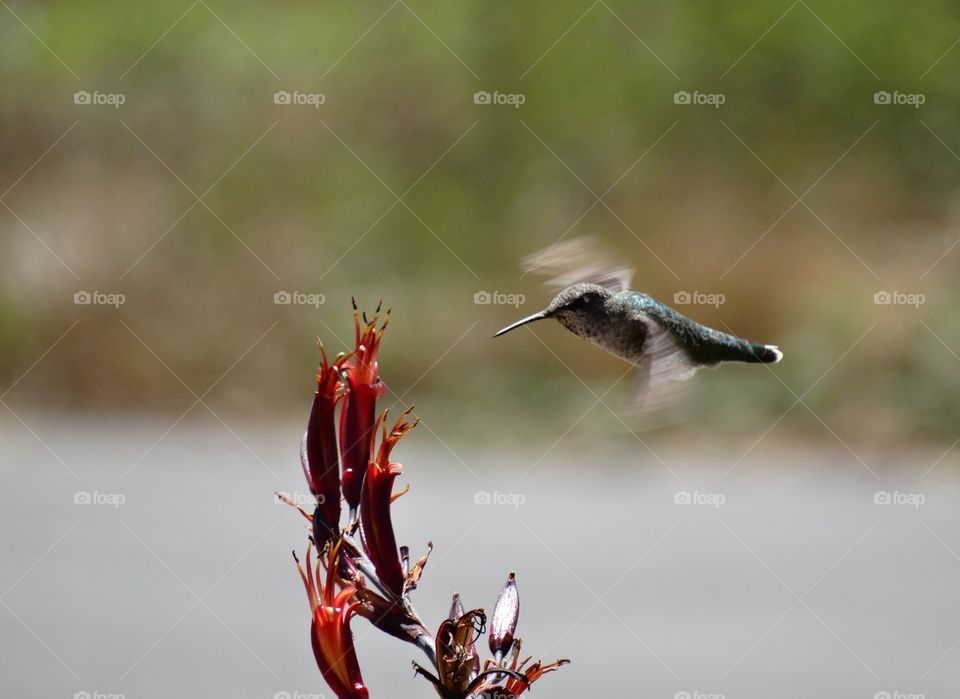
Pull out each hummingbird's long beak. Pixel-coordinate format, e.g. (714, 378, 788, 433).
(493, 311, 548, 337)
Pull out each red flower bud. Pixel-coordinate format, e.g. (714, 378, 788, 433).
(339, 301, 388, 513)
(301, 345, 344, 548)
(358, 409, 417, 597)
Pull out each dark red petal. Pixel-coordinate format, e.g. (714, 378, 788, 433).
(339, 374, 383, 511)
(302, 356, 343, 547)
(358, 457, 405, 596)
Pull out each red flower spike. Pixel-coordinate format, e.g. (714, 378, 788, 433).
(301, 343, 345, 548)
(489, 572, 519, 664)
(295, 542, 369, 699)
(339, 301, 389, 515)
(359, 408, 418, 597)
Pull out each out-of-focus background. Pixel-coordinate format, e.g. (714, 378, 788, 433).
(1, 2, 959, 698)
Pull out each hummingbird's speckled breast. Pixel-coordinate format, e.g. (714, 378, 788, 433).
(555, 298, 648, 365)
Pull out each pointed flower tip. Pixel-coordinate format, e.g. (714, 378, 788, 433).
(490, 570, 520, 659)
(448, 591, 465, 620)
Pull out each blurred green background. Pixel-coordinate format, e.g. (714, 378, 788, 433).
(2, 0, 960, 446)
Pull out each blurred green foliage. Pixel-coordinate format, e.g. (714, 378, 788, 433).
(2, 1, 960, 444)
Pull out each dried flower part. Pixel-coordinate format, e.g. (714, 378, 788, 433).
(339, 301, 388, 512)
(501, 656, 570, 697)
(476, 638, 570, 698)
(403, 542, 432, 596)
(489, 572, 519, 662)
(295, 542, 369, 699)
(302, 345, 344, 547)
(437, 610, 485, 695)
(358, 409, 418, 597)
(352, 579, 430, 646)
(446, 592, 480, 674)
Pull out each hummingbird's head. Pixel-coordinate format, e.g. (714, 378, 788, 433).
(493, 282, 612, 337)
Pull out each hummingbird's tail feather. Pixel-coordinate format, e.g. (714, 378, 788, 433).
(741, 342, 783, 364)
(761, 345, 783, 363)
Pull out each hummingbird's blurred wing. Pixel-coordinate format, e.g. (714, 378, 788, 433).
(521, 236, 632, 292)
(631, 313, 699, 413)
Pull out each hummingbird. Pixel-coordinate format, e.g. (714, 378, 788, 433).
(494, 237, 782, 409)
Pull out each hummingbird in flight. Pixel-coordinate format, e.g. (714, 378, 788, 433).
(494, 238, 782, 409)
